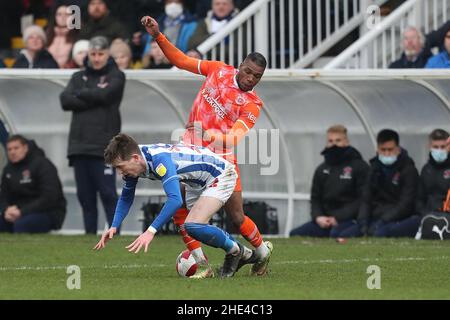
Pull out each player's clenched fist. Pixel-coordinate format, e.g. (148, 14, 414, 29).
(141, 16, 160, 38)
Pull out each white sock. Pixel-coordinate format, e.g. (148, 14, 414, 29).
(227, 242, 240, 255)
(242, 246, 253, 260)
(255, 241, 270, 259)
(191, 248, 207, 264)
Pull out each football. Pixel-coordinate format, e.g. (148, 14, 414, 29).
(176, 249, 198, 277)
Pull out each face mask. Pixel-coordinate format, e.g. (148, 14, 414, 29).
(321, 145, 350, 164)
(165, 3, 183, 18)
(378, 154, 397, 166)
(431, 148, 448, 163)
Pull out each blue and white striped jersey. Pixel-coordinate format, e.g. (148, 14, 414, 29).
(111, 143, 233, 232)
(139, 143, 231, 189)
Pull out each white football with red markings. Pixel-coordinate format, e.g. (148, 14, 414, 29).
(176, 249, 198, 277)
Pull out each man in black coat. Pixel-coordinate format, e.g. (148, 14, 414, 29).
(78, 0, 130, 43)
(416, 129, 450, 217)
(290, 125, 369, 238)
(0, 135, 66, 233)
(60, 36, 125, 234)
(389, 20, 450, 69)
(341, 129, 419, 237)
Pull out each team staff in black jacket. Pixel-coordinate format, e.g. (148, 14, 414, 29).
(341, 129, 419, 237)
(0, 135, 66, 233)
(416, 129, 450, 217)
(290, 125, 369, 237)
(60, 36, 125, 234)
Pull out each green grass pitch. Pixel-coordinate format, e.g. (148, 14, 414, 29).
(0, 234, 449, 299)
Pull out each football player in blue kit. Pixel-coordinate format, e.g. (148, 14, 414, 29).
(94, 133, 254, 278)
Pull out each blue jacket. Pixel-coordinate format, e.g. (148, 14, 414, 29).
(142, 11, 197, 56)
(425, 51, 450, 68)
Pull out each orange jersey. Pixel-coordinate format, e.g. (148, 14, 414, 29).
(154, 33, 263, 162)
(183, 60, 263, 159)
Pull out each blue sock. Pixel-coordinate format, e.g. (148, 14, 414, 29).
(184, 222, 236, 252)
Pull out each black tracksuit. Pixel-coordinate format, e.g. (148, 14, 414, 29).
(290, 146, 369, 237)
(60, 57, 125, 234)
(310, 146, 370, 223)
(416, 155, 450, 216)
(358, 149, 419, 225)
(0, 140, 66, 232)
(60, 57, 125, 159)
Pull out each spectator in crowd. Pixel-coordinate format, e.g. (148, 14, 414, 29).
(143, 40, 172, 69)
(185, 0, 251, 18)
(65, 39, 89, 68)
(189, 0, 212, 18)
(340, 129, 419, 237)
(289, 125, 369, 238)
(0, 1, 22, 50)
(52, 0, 89, 19)
(0, 135, 66, 233)
(128, 1, 166, 61)
(426, 25, 450, 68)
(110, 39, 133, 70)
(390, 20, 450, 68)
(46, 4, 79, 68)
(13, 25, 59, 68)
(416, 129, 450, 218)
(22, 0, 53, 19)
(142, 0, 197, 58)
(188, 0, 239, 52)
(0, 59, 5, 68)
(78, 0, 129, 43)
(60, 36, 125, 234)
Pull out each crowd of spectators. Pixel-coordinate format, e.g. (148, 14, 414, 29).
(0, 0, 251, 70)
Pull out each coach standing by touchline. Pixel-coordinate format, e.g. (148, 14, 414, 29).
(60, 36, 125, 234)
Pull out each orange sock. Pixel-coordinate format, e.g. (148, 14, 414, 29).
(240, 215, 263, 248)
(173, 208, 201, 251)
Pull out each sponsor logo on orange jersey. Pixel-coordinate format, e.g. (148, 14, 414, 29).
(201, 87, 227, 120)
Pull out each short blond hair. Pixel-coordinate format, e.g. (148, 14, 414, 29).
(327, 124, 348, 136)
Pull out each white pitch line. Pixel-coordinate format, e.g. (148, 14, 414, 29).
(1, 256, 449, 272)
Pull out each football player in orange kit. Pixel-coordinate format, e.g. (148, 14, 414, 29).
(141, 15, 273, 278)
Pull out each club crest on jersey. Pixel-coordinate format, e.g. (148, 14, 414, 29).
(97, 76, 109, 88)
(20, 170, 32, 184)
(444, 169, 450, 179)
(340, 166, 353, 179)
(392, 172, 400, 185)
(156, 163, 167, 177)
(235, 95, 246, 105)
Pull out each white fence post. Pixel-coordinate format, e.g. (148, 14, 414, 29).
(409, 0, 422, 28)
(254, 2, 269, 59)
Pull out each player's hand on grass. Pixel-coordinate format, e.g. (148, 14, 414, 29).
(126, 230, 155, 254)
(328, 217, 338, 227)
(141, 16, 160, 38)
(315, 216, 331, 228)
(93, 227, 117, 250)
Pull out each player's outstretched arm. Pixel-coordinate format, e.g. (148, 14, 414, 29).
(141, 15, 202, 75)
(93, 227, 117, 250)
(126, 155, 183, 254)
